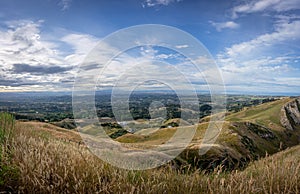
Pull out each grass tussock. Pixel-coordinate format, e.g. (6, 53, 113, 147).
(0, 115, 299, 193)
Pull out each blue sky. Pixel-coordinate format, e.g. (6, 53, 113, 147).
(0, 0, 299, 95)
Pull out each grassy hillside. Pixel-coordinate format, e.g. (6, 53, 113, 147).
(226, 97, 291, 130)
(0, 114, 299, 193)
(111, 98, 300, 170)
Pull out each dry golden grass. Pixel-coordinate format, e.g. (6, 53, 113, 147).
(18, 121, 82, 143)
(1, 115, 299, 193)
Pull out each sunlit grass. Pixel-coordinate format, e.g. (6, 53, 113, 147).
(226, 98, 290, 129)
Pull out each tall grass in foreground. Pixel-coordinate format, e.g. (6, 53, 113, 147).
(0, 112, 18, 188)
(1, 120, 300, 193)
(0, 113, 15, 156)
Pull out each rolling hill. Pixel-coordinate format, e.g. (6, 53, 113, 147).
(110, 97, 300, 170)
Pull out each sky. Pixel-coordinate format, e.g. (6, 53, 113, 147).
(0, 0, 300, 95)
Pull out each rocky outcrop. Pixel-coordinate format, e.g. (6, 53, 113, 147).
(245, 122, 276, 140)
(281, 98, 300, 130)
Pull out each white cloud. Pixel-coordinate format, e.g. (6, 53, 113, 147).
(210, 21, 239, 31)
(0, 20, 64, 67)
(221, 20, 300, 59)
(175, 44, 189, 49)
(225, 0, 300, 92)
(0, 20, 77, 91)
(62, 34, 98, 55)
(59, 0, 72, 11)
(216, 10, 300, 94)
(61, 33, 100, 67)
(1, 20, 192, 92)
(219, 61, 297, 92)
(232, 0, 300, 18)
(218, 48, 300, 93)
(142, 0, 181, 7)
